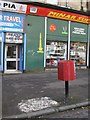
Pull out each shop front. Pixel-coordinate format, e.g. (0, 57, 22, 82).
(0, 12, 25, 73)
(0, 1, 89, 73)
(46, 18, 68, 68)
(25, 4, 89, 71)
(45, 19, 89, 68)
(70, 22, 88, 67)
(4, 32, 24, 73)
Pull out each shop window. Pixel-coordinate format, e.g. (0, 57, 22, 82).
(70, 42, 86, 65)
(46, 41, 67, 67)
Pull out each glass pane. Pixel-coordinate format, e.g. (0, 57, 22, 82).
(46, 41, 67, 67)
(18, 61, 20, 70)
(7, 45, 16, 58)
(7, 61, 16, 69)
(70, 42, 86, 65)
(18, 46, 20, 59)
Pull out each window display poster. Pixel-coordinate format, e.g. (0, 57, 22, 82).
(71, 22, 88, 42)
(0, 12, 25, 32)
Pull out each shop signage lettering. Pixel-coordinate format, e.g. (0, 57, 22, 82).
(3, 3, 16, 9)
(0, 1, 27, 13)
(47, 12, 89, 23)
(26, 5, 90, 24)
(72, 27, 86, 35)
(0, 13, 25, 32)
(4, 16, 21, 22)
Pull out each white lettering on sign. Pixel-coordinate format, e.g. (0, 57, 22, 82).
(0, 22, 13, 27)
(0, 27, 23, 32)
(72, 27, 86, 35)
(4, 16, 21, 22)
(0, 1, 27, 13)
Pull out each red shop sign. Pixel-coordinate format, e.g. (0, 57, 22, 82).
(26, 5, 90, 24)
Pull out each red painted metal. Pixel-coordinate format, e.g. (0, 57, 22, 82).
(58, 60, 76, 81)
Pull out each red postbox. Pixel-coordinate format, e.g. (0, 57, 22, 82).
(58, 60, 76, 81)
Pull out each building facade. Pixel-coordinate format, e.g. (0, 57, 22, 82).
(5, 0, 90, 12)
(0, 1, 27, 73)
(25, 4, 89, 71)
(0, 1, 90, 73)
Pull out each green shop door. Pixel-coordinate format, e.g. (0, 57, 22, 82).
(26, 15, 45, 71)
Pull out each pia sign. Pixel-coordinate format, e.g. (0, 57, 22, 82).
(0, 1, 27, 13)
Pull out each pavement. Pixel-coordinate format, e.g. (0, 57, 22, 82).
(1, 68, 90, 119)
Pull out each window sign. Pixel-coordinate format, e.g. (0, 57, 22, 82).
(0, 13, 25, 32)
(71, 22, 88, 42)
(72, 27, 86, 35)
(5, 32, 23, 43)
